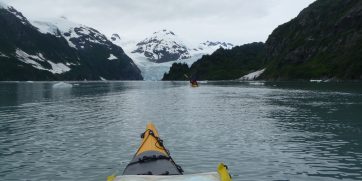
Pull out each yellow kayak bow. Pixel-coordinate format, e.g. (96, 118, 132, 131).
(108, 123, 232, 181)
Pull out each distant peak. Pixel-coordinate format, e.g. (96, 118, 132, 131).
(111, 33, 121, 41)
(201, 41, 234, 47)
(153, 29, 176, 36)
(132, 29, 190, 63)
(112, 33, 120, 39)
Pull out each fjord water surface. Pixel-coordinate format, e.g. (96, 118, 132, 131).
(0, 81, 361, 181)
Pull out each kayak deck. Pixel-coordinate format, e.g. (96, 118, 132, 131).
(122, 123, 183, 175)
(108, 123, 232, 181)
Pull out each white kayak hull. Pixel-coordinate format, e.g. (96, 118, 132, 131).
(114, 172, 220, 181)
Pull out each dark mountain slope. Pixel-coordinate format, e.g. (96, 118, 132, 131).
(163, 42, 265, 80)
(162, 63, 190, 81)
(262, 0, 362, 80)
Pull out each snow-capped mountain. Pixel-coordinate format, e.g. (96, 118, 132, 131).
(0, 3, 142, 81)
(132, 30, 191, 63)
(33, 17, 113, 50)
(190, 41, 234, 55)
(110, 30, 234, 80)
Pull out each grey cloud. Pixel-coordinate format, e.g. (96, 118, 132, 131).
(2, 0, 315, 46)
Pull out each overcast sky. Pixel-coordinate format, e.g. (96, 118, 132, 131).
(3, 0, 315, 46)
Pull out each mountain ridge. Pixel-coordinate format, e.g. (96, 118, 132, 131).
(0, 4, 143, 81)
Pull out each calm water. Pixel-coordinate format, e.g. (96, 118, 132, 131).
(0, 81, 362, 181)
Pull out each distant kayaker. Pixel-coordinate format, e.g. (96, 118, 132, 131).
(189, 74, 198, 87)
(184, 74, 198, 87)
(190, 78, 198, 86)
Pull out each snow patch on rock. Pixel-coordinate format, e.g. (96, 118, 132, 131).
(108, 54, 117, 60)
(0, 52, 9, 58)
(240, 69, 265, 80)
(47, 61, 71, 74)
(16, 49, 71, 74)
(310, 79, 323, 83)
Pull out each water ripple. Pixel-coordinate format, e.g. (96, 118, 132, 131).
(0, 82, 361, 181)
